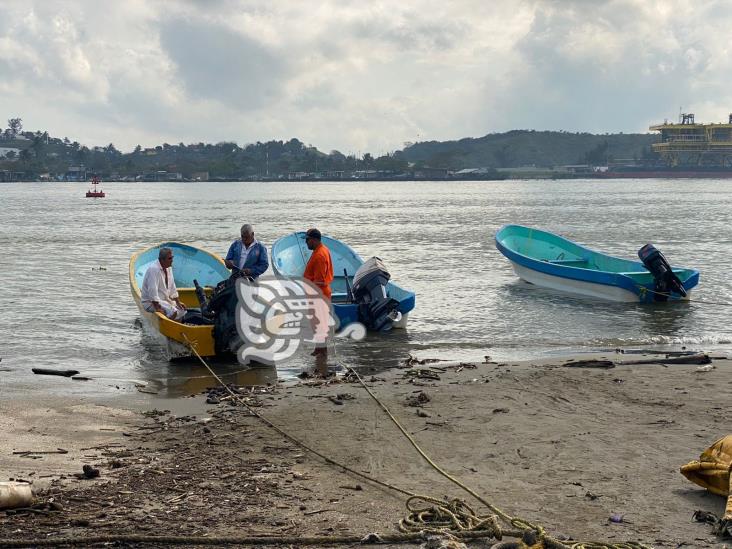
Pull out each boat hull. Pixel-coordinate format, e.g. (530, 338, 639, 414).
(129, 242, 230, 358)
(496, 225, 699, 303)
(271, 232, 415, 329)
(509, 261, 692, 302)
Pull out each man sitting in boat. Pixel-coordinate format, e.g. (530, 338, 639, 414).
(141, 247, 187, 320)
(224, 224, 269, 279)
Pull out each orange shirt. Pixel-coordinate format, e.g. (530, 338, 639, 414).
(303, 243, 334, 299)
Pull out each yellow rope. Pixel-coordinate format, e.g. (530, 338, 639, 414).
(180, 334, 512, 541)
(332, 342, 654, 549)
(182, 334, 652, 549)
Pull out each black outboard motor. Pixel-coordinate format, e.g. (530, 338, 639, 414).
(637, 243, 687, 301)
(351, 257, 402, 331)
(193, 269, 250, 355)
(193, 279, 212, 318)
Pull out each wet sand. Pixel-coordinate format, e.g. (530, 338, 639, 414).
(1, 351, 730, 548)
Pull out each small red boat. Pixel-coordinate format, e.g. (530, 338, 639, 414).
(85, 176, 105, 198)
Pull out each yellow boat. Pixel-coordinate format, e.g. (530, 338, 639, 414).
(129, 242, 231, 358)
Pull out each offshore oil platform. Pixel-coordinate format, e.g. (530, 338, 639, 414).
(650, 113, 732, 167)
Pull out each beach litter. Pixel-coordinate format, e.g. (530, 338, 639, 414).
(0, 481, 34, 510)
(406, 391, 431, 407)
(75, 465, 100, 480)
(680, 434, 732, 538)
(31, 368, 80, 377)
(563, 359, 615, 369)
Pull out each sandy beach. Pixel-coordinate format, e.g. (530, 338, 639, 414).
(1, 350, 730, 548)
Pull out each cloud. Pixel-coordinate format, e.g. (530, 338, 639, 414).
(481, 0, 732, 133)
(158, 16, 289, 109)
(1, 0, 731, 153)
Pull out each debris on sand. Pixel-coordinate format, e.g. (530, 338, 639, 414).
(562, 360, 615, 369)
(406, 391, 431, 407)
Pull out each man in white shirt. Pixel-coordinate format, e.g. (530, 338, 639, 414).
(141, 247, 186, 320)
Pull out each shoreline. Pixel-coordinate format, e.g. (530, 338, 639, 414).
(1, 350, 730, 547)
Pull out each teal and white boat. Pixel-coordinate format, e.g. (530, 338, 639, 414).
(271, 232, 415, 330)
(495, 225, 699, 303)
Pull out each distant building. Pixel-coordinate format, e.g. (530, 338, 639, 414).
(191, 171, 209, 181)
(0, 170, 24, 181)
(412, 167, 449, 179)
(141, 170, 183, 182)
(0, 147, 20, 159)
(650, 113, 732, 167)
(65, 166, 87, 181)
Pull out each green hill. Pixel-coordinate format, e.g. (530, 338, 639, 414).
(400, 130, 659, 168)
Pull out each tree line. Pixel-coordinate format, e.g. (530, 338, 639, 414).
(0, 117, 662, 180)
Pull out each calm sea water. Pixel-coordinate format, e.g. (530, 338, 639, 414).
(1, 179, 731, 399)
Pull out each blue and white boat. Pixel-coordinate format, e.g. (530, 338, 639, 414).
(271, 232, 416, 330)
(495, 225, 699, 303)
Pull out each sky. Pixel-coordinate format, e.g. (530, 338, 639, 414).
(1, 0, 731, 154)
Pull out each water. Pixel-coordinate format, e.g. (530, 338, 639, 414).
(1, 179, 731, 400)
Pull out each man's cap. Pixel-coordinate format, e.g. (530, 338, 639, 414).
(304, 228, 322, 240)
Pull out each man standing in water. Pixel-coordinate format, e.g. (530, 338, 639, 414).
(302, 228, 334, 363)
(141, 247, 186, 320)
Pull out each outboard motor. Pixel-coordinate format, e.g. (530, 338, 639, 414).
(351, 257, 402, 331)
(637, 243, 687, 301)
(193, 269, 250, 355)
(193, 279, 212, 318)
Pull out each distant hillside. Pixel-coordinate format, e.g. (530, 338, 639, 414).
(1, 116, 664, 181)
(400, 130, 659, 168)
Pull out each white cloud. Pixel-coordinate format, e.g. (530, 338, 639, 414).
(0, 0, 731, 152)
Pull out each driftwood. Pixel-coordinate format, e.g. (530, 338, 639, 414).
(563, 360, 615, 369)
(12, 448, 68, 455)
(622, 353, 712, 366)
(32, 368, 80, 377)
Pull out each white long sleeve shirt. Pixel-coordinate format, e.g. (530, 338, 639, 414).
(141, 260, 179, 307)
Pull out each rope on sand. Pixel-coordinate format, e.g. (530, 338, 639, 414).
(0, 335, 652, 548)
(331, 346, 654, 549)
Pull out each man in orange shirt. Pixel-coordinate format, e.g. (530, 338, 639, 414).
(303, 228, 334, 298)
(302, 228, 334, 364)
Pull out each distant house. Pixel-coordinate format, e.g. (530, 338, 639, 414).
(351, 170, 378, 179)
(191, 171, 209, 182)
(560, 164, 594, 174)
(413, 167, 449, 179)
(65, 166, 87, 181)
(141, 170, 183, 182)
(0, 170, 24, 181)
(454, 167, 495, 176)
